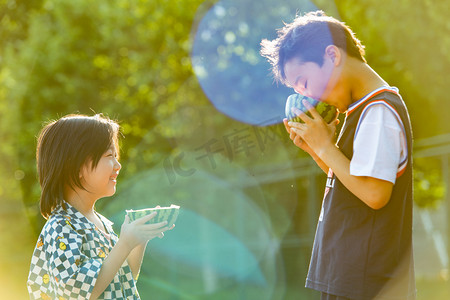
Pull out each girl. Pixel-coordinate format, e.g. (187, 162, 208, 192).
(27, 114, 172, 299)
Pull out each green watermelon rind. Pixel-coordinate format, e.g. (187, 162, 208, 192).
(126, 204, 180, 227)
(285, 94, 337, 123)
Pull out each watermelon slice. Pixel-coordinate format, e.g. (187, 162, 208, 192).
(285, 94, 338, 123)
(126, 205, 180, 227)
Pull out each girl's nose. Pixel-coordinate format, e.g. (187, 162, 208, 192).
(114, 160, 121, 171)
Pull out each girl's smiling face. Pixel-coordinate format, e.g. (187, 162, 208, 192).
(80, 145, 121, 200)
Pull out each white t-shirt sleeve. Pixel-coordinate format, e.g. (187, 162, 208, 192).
(350, 103, 408, 184)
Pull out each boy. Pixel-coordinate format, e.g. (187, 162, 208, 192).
(261, 11, 415, 300)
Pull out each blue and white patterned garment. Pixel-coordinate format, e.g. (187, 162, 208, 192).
(27, 201, 140, 299)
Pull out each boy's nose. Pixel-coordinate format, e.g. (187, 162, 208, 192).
(295, 86, 306, 96)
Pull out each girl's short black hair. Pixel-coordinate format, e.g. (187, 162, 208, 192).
(260, 10, 366, 86)
(36, 114, 120, 219)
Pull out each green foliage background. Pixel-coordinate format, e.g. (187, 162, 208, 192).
(0, 0, 449, 299)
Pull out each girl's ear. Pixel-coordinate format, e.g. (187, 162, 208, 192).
(79, 161, 89, 180)
(325, 45, 341, 65)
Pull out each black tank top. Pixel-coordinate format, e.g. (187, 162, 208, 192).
(305, 88, 416, 299)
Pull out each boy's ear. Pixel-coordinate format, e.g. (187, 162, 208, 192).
(325, 45, 341, 65)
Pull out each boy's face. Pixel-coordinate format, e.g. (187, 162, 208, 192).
(283, 52, 342, 109)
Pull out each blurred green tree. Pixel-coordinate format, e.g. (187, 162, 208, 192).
(1, 0, 448, 233)
(1, 0, 219, 232)
(329, 0, 450, 138)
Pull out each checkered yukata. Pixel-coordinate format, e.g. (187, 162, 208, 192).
(27, 201, 140, 299)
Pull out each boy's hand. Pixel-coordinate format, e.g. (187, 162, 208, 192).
(288, 100, 338, 159)
(283, 118, 315, 155)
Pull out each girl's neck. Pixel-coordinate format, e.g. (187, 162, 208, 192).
(64, 187, 96, 216)
(64, 186, 107, 233)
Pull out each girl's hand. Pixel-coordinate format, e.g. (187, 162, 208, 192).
(288, 100, 338, 159)
(119, 213, 173, 251)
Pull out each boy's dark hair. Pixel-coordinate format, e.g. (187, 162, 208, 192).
(36, 114, 120, 219)
(260, 10, 366, 86)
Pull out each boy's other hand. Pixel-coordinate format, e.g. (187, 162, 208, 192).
(288, 100, 338, 159)
(283, 118, 315, 155)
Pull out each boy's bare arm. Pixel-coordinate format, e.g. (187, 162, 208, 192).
(318, 144, 393, 209)
(288, 102, 393, 210)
